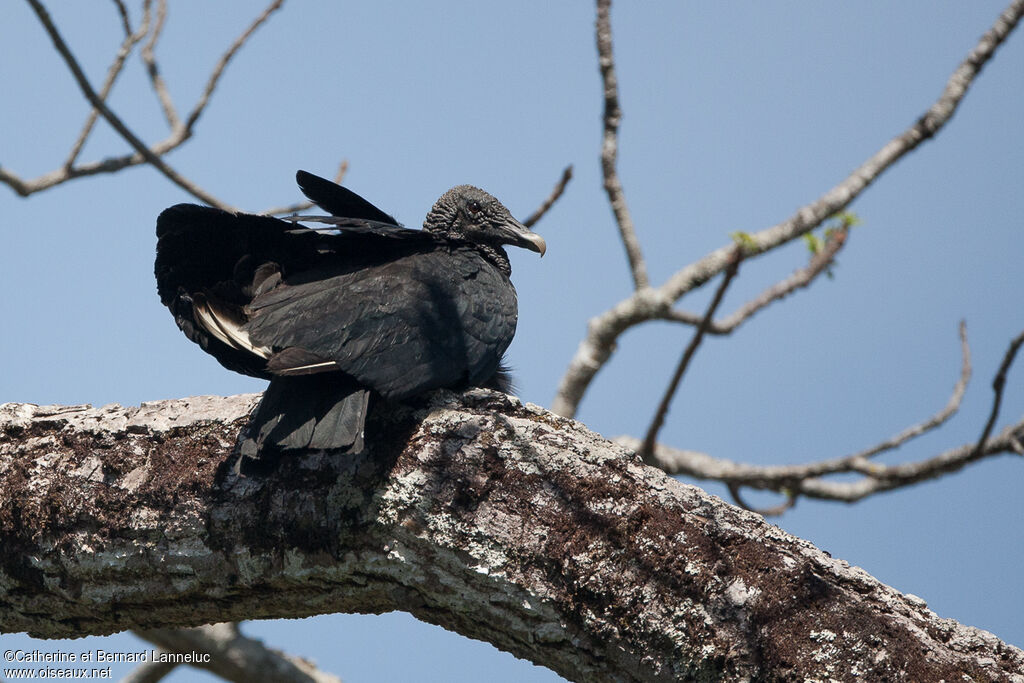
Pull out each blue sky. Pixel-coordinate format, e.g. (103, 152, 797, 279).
(2, 2, 1022, 680)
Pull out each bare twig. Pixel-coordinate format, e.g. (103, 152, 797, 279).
(64, 0, 153, 169)
(136, 622, 342, 683)
(111, 0, 131, 37)
(596, 0, 648, 290)
(619, 417, 1024, 507)
(111, 0, 133, 36)
(845, 321, 972, 462)
(721, 324, 970, 513)
(640, 247, 742, 463)
(665, 222, 850, 334)
(640, 323, 970, 478)
(141, 0, 180, 130)
(796, 418, 1024, 502)
(625, 414, 1022, 506)
(26, 0, 234, 208)
(616, 324, 1024, 510)
(523, 164, 573, 228)
(4, 1, 282, 202)
(183, 0, 284, 133)
(727, 483, 797, 517)
(970, 328, 1024, 458)
(553, 0, 1024, 417)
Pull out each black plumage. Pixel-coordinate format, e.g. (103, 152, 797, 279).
(155, 171, 545, 461)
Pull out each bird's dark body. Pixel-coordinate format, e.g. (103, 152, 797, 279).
(155, 171, 543, 461)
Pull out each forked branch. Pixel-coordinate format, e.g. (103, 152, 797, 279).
(3, 1, 285, 208)
(619, 324, 1024, 511)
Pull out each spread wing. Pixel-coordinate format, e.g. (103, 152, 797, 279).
(155, 203, 434, 378)
(244, 247, 518, 399)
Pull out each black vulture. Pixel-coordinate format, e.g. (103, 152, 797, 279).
(155, 171, 545, 462)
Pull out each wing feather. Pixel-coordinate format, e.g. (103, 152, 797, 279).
(244, 248, 517, 399)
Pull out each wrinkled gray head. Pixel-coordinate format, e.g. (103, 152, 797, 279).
(422, 185, 547, 260)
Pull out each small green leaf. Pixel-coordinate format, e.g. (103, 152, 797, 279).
(802, 233, 822, 255)
(833, 210, 861, 227)
(730, 231, 758, 253)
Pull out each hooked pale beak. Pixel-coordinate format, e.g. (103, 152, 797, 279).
(500, 217, 547, 256)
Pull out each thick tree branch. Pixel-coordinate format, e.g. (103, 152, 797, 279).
(553, 0, 1024, 418)
(2, 393, 1022, 681)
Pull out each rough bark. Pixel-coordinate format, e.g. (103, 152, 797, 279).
(1, 392, 1021, 682)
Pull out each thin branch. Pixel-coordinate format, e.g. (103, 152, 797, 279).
(0, 168, 32, 196)
(596, 0, 648, 290)
(727, 483, 797, 517)
(260, 160, 348, 215)
(970, 328, 1024, 458)
(523, 164, 573, 228)
(137, 622, 342, 683)
(26, 0, 235, 209)
(617, 324, 1024, 510)
(64, 0, 153, 169)
(2, 135, 197, 195)
(140, 0, 179, 130)
(110, 0, 131, 37)
(553, 0, 1024, 417)
(660, 0, 1024, 304)
(727, 319, 966, 512)
(183, 0, 285, 133)
(844, 321, 972, 462)
(623, 417, 1024, 507)
(4, 1, 281, 202)
(640, 247, 742, 463)
(665, 222, 851, 334)
(797, 418, 1024, 502)
(637, 323, 970, 478)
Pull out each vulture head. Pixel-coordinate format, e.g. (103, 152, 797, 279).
(423, 185, 546, 268)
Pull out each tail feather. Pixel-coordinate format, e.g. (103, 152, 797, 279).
(309, 388, 369, 451)
(238, 375, 369, 462)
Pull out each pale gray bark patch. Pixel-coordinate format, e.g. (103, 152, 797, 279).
(1, 392, 1022, 682)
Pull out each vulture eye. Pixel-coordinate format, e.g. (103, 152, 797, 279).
(467, 200, 482, 216)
